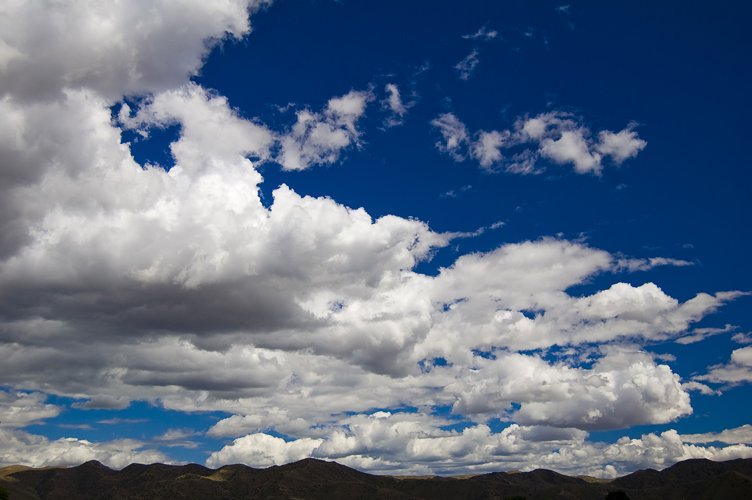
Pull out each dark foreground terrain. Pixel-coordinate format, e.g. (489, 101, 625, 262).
(1, 457, 751, 499)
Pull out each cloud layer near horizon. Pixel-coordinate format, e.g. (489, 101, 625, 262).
(0, 0, 749, 476)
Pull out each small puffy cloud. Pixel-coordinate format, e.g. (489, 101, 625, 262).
(596, 125, 647, 163)
(278, 90, 373, 170)
(431, 113, 470, 160)
(732, 332, 752, 344)
(471, 130, 510, 170)
(432, 111, 647, 175)
(381, 83, 411, 127)
(540, 129, 600, 174)
(462, 26, 498, 41)
(455, 49, 480, 80)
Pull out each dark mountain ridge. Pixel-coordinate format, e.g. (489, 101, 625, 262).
(1, 457, 750, 499)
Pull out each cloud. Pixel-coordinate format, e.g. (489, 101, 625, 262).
(462, 26, 498, 41)
(614, 257, 693, 272)
(0, 0, 269, 102)
(205, 413, 752, 477)
(0, 0, 746, 476)
(675, 324, 735, 345)
(697, 346, 752, 385)
(206, 433, 323, 468)
(0, 391, 60, 428)
(431, 111, 647, 175)
(596, 125, 647, 163)
(430, 113, 470, 160)
(681, 381, 721, 396)
(381, 83, 411, 128)
(0, 429, 166, 469)
(682, 425, 752, 444)
(732, 332, 752, 344)
(455, 49, 480, 80)
(471, 130, 510, 169)
(448, 349, 691, 429)
(277, 89, 374, 170)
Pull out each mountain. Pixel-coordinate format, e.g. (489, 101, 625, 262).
(1, 457, 750, 499)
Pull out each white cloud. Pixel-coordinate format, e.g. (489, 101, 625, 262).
(277, 89, 373, 170)
(596, 125, 647, 163)
(682, 425, 752, 444)
(614, 257, 693, 272)
(681, 381, 721, 396)
(732, 332, 752, 344)
(206, 433, 323, 468)
(675, 324, 735, 345)
(431, 111, 647, 175)
(0, 391, 60, 428)
(447, 349, 691, 429)
(697, 346, 752, 385)
(471, 130, 510, 169)
(0, 0, 268, 101)
(205, 413, 752, 477)
(431, 113, 470, 160)
(0, 429, 166, 469)
(462, 26, 498, 41)
(381, 83, 411, 128)
(455, 49, 480, 80)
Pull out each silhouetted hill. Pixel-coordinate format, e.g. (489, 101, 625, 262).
(1, 457, 750, 499)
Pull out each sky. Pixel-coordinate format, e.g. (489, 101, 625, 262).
(0, 0, 751, 478)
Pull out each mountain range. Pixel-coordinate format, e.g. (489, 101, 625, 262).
(1, 457, 751, 499)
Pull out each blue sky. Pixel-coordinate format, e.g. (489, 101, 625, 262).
(0, 0, 750, 476)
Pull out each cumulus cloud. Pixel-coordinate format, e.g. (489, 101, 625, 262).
(0, 429, 167, 469)
(431, 111, 646, 174)
(206, 433, 323, 468)
(277, 89, 373, 170)
(455, 49, 480, 80)
(205, 412, 752, 477)
(447, 349, 691, 429)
